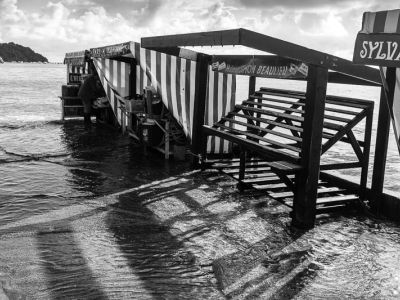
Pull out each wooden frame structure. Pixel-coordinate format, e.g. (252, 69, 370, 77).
(143, 28, 382, 228)
(353, 9, 400, 219)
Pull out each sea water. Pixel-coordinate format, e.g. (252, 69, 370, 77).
(1, 63, 400, 299)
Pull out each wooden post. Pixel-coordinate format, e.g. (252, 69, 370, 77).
(165, 120, 170, 160)
(359, 106, 373, 200)
(237, 146, 246, 192)
(248, 76, 256, 97)
(191, 53, 211, 167)
(370, 67, 396, 213)
(130, 62, 136, 98)
(292, 65, 328, 229)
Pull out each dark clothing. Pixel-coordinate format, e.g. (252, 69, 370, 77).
(78, 75, 106, 113)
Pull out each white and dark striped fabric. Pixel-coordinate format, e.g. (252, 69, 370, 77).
(362, 10, 400, 34)
(68, 64, 87, 75)
(93, 58, 130, 127)
(360, 10, 400, 150)
(205, 66, 237, 154)
(132, 42, 197, 138)
(91, 42, 237, 153)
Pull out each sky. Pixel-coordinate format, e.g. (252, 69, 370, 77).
(0, 0, 399, 62)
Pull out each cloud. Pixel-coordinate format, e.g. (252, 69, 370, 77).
(237, 0, 368, 9)
(0, 0, 26, 22)
(2, 0, 400, 61)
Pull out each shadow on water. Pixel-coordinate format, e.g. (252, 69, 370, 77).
(60, 121, 191, 197)
(35, 225, 107, 300)
(105, 185, 224, 299)
(103, 168, 311, 299)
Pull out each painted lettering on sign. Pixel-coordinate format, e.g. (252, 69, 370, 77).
(353, 33, 400, 67)
(359, 41, 400, 60)
(211, 55, 308, 79)
(68, 73, 82, 84)
(91, 42, 131, 58)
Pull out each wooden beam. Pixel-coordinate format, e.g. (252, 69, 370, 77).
(141, 29, 241, 48)
(292, 65, 328, 229)
(191, 53, 211, 166)
(142, 28, 381, 85)
(370, 68, 396, 212)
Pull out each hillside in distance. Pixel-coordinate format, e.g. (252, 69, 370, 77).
(0, 42, 48, 62)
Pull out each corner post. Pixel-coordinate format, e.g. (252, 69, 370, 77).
(370, 67, 396, 213)
(292, 65, 328, 229)
(191, 53, 211, 167)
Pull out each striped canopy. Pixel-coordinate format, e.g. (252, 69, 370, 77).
(354, 9, 400, 153)
(90, 42, 236, 154)
(361, 10, 400, 34)
(64, 50, 86, 66)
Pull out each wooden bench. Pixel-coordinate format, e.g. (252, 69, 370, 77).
(202, 87, 374, 197)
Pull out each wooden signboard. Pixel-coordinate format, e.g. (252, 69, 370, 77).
(211, 55, 308, 78)
(353, 33, 400, 67)
(64, 50, 86, 66)
(68, 73, 82, 84)
(91, 42, 132, 58)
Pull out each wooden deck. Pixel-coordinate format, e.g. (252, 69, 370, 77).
(202, 87, 374, 215)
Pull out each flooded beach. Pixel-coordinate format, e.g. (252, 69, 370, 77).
(1, 63, 400, 299)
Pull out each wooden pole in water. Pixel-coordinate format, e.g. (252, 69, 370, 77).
(292, 65, 328, 229)
(191, 53, 211, 167)
(370, 67, 396, 213)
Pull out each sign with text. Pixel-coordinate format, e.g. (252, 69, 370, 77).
(64, 50, 86, 66)
(353, 33, 400, 67)
(91, 42, 132, 58)
(68, 73, 82, 84)
(211, 55, 308, 79)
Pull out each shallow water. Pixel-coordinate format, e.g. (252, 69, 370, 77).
(1, 63, 400, 299)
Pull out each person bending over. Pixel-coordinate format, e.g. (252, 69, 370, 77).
(78, 74, 105, 125)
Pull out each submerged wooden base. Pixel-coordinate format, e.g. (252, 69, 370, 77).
(204, 157, 361, 215)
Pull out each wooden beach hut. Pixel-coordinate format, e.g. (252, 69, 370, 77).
(354, 9, 400, 220)
(88, 41, 237, 157)
(142, 28, 382, 228)
(61, 50, 88, 119)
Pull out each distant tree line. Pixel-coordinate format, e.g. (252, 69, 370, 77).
(0, 42, 48, 62)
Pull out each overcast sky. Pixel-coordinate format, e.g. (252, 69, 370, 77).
(0, 0, 399, 62)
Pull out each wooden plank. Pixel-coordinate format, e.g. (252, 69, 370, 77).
(143, 28, 381, 84)
(191, 53, 211, 165)
(142, 29, 241, 48)
(230, 112, 303, 133)
(359, 108, 373, 200)
(324, 106, 359, 116)
(292, 65, 328, 229)
(271, 187, 345, 199)
(243, 100, 304, 114)
(316, 194, 359, 205)
(346, 130, 364, 162)
(320, 162, 361, 170)
(259, 87, 373, 109)
(216, 124, 302, 153)
(222, 117, 302, 142)
(371, 69, 395, 213)
(236, 105, 304, 122)
(321, 109, 367, 154)
(239, 28, 381, 84)
(250, 95, 305, 106)
(203, 125, 300, 161)
(322, 131, 365, 146)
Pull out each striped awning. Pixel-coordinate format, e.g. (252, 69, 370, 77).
(354, 10, 400, 154)
(92, 42, 237, 154)
(64, 50, 86, 65)
(361, 10, 400, 34)
(354, 9, 400, 66)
